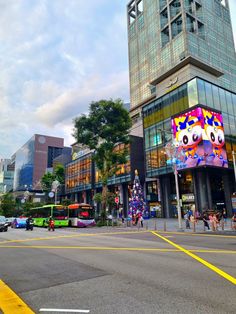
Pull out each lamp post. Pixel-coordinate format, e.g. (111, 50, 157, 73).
(52, 180, 60, 205)
(164, 140, 183, 231)
(158, 129, 184, 231)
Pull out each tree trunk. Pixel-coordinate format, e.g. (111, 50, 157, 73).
(101, 183, 108, 222)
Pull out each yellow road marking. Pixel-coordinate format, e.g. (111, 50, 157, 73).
(0, 245, 236, 255)
(1, 229, 235, 246)
(157, 231, 236, 239)
(0, 245, 179, 251)
(0, 279, 34, 313)
(0, 230, 149, 245)
(152, 231, 236, 285)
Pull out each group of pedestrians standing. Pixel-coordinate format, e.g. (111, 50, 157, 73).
(184, 208, 236, 232)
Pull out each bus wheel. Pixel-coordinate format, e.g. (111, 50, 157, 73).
(42, 221, 46, 228)
(68, 220, 72, 227)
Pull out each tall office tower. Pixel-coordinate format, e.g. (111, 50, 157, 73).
(127, 0, 236, 217)
(0, 159, 14, 193)
(127, 0, 236, 133)
(13, 134, 64, 191)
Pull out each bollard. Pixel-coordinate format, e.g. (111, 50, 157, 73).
(146, 221, 148, 230)
(193, 221, 196, 232)
(164, 221, 166, 232)
(138, 221, 140, 231)
(154, 220, 157, 231)
(107, 220, 109, 228)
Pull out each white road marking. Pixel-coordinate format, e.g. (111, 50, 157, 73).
(39, 309, 90, 313)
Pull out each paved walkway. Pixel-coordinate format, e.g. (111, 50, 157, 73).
(118, 218, 236, 234)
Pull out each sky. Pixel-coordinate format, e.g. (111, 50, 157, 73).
(0, 0, 236, 159)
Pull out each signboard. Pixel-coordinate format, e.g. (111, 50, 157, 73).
(182, 194, 195, 203)
(171, 106, 228, 170)
(48, 191, 54, 198)
(114, 197, 119, 204)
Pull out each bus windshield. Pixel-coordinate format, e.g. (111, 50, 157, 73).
(53, 206, 68, 219)
(68, 204, 94, 220)
(78, 207, 94, 220)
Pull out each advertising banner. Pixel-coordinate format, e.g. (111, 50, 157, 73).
(171, 106, 228, 170)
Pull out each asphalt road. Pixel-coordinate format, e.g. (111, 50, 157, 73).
(0, 226, 235, 314)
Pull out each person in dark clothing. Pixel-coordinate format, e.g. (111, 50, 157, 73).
(202, 214, 210, 230)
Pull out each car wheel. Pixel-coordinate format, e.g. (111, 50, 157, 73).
(4, 227, 8, 232)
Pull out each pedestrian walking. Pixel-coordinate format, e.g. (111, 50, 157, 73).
(222, 209, 227, 225)
(231, 213, 236, 230)
(184, 212, 190, 229)
(202, 214, 210, 230)
(140, 215, 144, 228)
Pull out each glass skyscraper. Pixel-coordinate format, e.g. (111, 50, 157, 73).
(127, 0, 236, 217)
(128, 0, 236, 107)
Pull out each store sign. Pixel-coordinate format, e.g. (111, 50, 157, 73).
(171, 106, 228, 170)
(182, 194, 195, 203)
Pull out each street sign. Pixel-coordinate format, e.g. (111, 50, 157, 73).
(114, 197, 119, 204)
(49, 191, 54, 198)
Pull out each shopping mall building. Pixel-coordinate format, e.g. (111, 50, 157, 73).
(127, 0, 236, 217)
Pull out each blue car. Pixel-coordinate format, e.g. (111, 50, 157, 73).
(12, 218, 27, 228)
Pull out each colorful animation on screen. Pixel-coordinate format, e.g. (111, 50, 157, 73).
(171, 107, 228, 170)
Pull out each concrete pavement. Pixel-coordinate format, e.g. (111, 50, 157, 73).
(107, 218, 236, 235)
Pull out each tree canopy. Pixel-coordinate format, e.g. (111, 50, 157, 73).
(73, 99, 131, 184)
(41, 164, 65, 192)
(73, 99, 131, 218)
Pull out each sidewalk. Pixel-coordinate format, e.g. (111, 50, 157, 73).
(119, 218, 236, 235)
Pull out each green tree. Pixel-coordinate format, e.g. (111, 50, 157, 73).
(41, 164, 65, 192)
(54, 163, 65, 184)
(0, 193, 16, 217)
(73, 99, 131, 220)
(41, 172, 55, 192)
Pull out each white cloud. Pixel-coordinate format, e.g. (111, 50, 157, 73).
(0, 0, 235, 159)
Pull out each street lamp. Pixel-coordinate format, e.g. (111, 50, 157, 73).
(164, 141, 183, 231)
(158, 129, 184, 231)
(52, 180, 60, 205)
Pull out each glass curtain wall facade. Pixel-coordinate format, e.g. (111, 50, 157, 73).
(143, 77, 236, 216)
(127, 0, 236, 109)
(65, 153, 93, 194)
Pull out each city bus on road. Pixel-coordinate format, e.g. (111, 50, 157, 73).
(31, 204, 69, 228)
(68, 203, 96, 227)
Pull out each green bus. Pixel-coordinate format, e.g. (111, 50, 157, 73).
(30, 204, 69, 228)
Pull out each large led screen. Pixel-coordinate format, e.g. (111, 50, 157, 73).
(171, 106, 228, 170)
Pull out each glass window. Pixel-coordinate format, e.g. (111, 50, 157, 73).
(197, 79, 206, 105)
(219, 88, 227, 113)
(205, 82, 213, 107)
(232, 94, 236, 116)
(225, 91, 233, 114)
(187, 78, 198, 107)
(212, 85, 221, 110)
